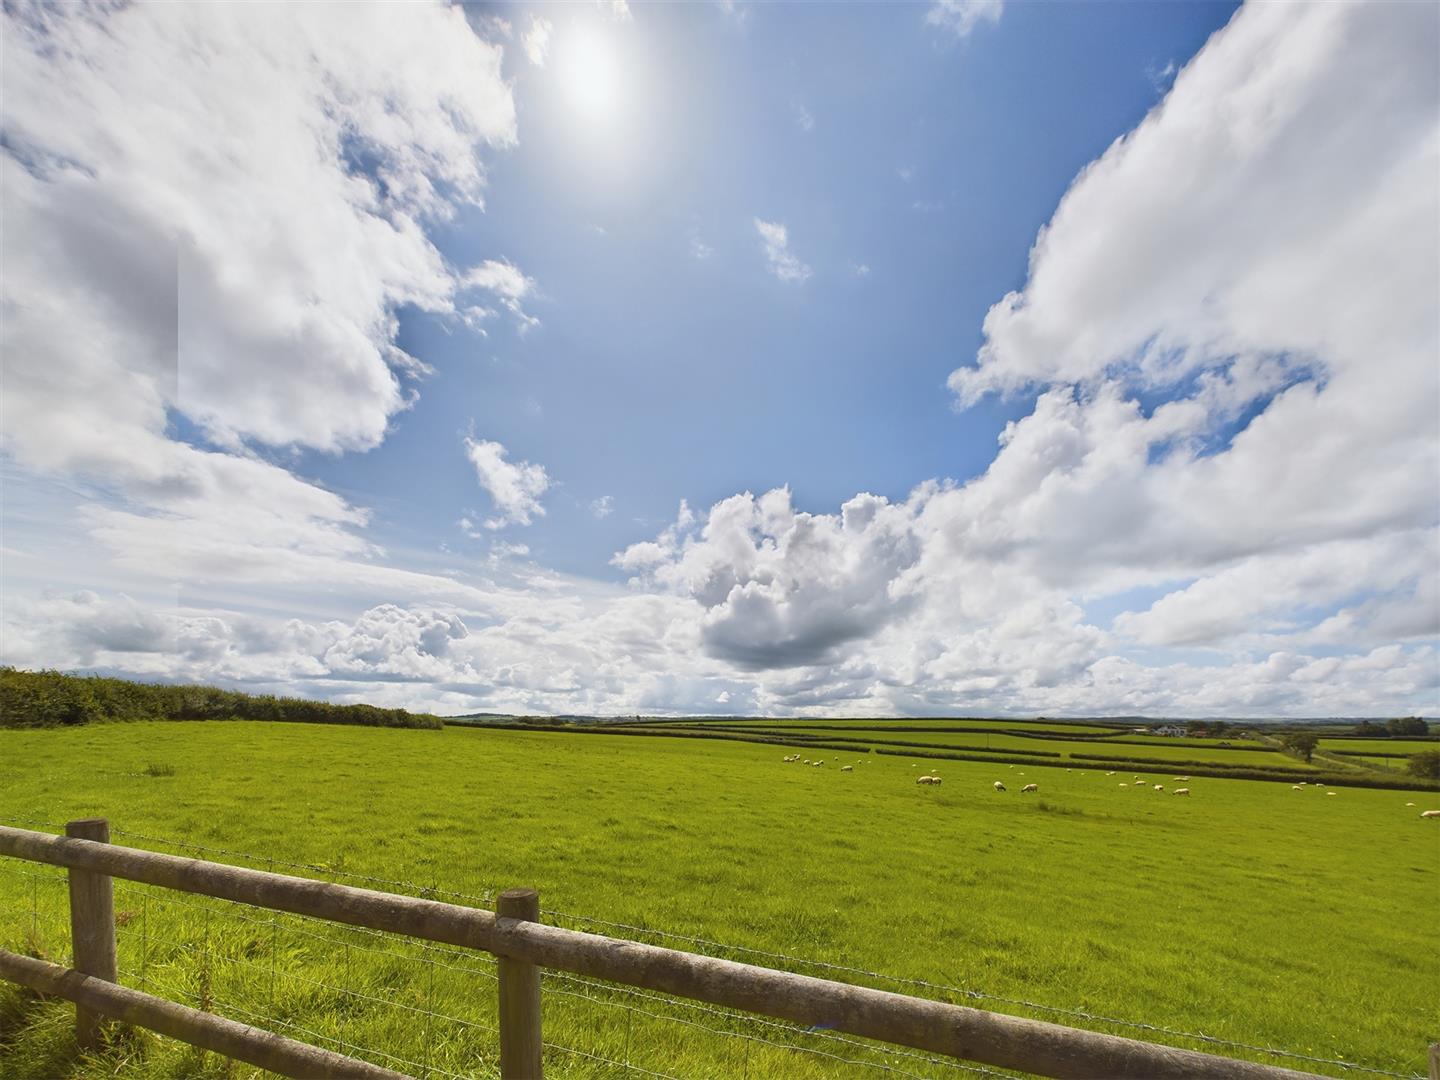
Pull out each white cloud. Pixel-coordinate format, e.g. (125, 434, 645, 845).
(925, 0, 1003, 39)
(2, 2, 514, 460)
(523, 16, 552, 67)
(598, 0, 633, 22)
(3, 0, 1434, 721)
(717, 1, 750, 26)
(689, 231, 715, 260)
(465, 438, 551, 529)
(0, 1, 521, 624)
(850, 262, 872, 277)
(463, 259, 540, 331)
(753, 218, 812, 283)
(591, 496, 616, 519)
(792, 101, 815, 133)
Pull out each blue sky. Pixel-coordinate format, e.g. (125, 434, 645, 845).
(305, 1, 1240, 579)
(1, 0, 1435, 716)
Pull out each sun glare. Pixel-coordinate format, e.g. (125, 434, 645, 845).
(559, 26, 622, 122)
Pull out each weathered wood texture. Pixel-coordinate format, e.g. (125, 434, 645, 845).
(0, 824, 1324, 1080)
(1427, 1042, 1438, 1080)
(65, 818, 117, 1048)
(497, 888, 543, 1080)
(0, 950, 410, 1079)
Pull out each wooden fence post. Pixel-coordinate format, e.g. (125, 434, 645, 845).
(66, 818, 117, 1049)
(1426, 1042, 1438, 1080)
(497, 888, 542, 1080)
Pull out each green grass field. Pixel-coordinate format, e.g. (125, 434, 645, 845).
(2, 721, 1437, 1079)
(642, 722, 1123, 743)
(638, 723, 1314, 772)
(1317, 739, 1437, 756)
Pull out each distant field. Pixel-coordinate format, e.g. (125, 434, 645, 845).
(2, 722, 1437, 1079)
(661, 717, 1125, 735)
(1318, 738, 1437, 755)
(643, 723, 1315, 772)
(1345, 755, 1407, 770)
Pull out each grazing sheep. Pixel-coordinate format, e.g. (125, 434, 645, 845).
(1021, 783, 1038, 793)
(1173, 776, 1190, 782)
(1405, 802, 1416, 807)
(1118, 783, 1129, 788)
(1421, 810, 1440, 819)
(1173, 788, 1190, 796)
(993, 781, 1006, 792)
(1293, 785, 1305, 791)
(803, 760, 813, 766)
(1326, 791, 1337, 796)
(1153, 784, 1164, 792)
(840, 765, 854, 773)
(917, 775, 941, 786)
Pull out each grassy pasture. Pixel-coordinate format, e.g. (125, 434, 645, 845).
(666, 718, 1123, 736)
(647, 725, 1310, 771)
(1, 721, 1437, 1080)
(1317, 739, 1437, 756)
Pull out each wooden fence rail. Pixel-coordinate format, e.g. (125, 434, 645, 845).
(0, 821, 1336, 1079)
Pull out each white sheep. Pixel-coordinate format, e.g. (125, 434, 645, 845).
(1405, 802, 1416, 807)
(993, 781, 1006, 792)
(917, 775, 939, 786)
(1172, 788, 1190, 796)
(1421, 810, 1440, 819)
(1173, 776, 1190, 782)
(1153, 784, 1164, 792)
(1292, 785, 1305, 791)
(1118, 783, 1129, 788)
(1021, 783, 1038, 793)
(840, 765, 854, 773)
(1106, 771, 1116, 776)
(1326, 790, 1337, 796)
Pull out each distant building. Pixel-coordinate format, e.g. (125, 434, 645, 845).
(1152, 724, 1187, 737)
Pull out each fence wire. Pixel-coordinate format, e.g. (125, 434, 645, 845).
(0, 815, 1426, 1080)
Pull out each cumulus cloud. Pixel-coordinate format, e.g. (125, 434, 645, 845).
(523, 16, 552, 66)
(618, 489, 924, 669)
(0, 2, 522, 620)
(463, 259, 540, 331)
(591, 496, 616, 519)
(2, 2, 514, 460)
(465, 438, 551, 529)
(754, 219, 811, 283)
(792, 101, 815, 133)
(925, 0, 1003, 39)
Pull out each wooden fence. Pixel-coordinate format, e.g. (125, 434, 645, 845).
(0, 820, 1398, 1080)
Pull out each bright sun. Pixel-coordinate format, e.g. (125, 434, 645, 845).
(558, 26, 622, 121)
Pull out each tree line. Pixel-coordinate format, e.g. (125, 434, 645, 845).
(0, 668, 441, 730)
(1353, 717, 1431, 736)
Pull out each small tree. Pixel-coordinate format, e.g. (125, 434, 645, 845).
(1407, 750, 1440, 779)
(1281, 732, 1319, 763)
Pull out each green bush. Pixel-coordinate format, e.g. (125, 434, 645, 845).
(0, 668, 441, 731)
(1407, 750, 1440, 779)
